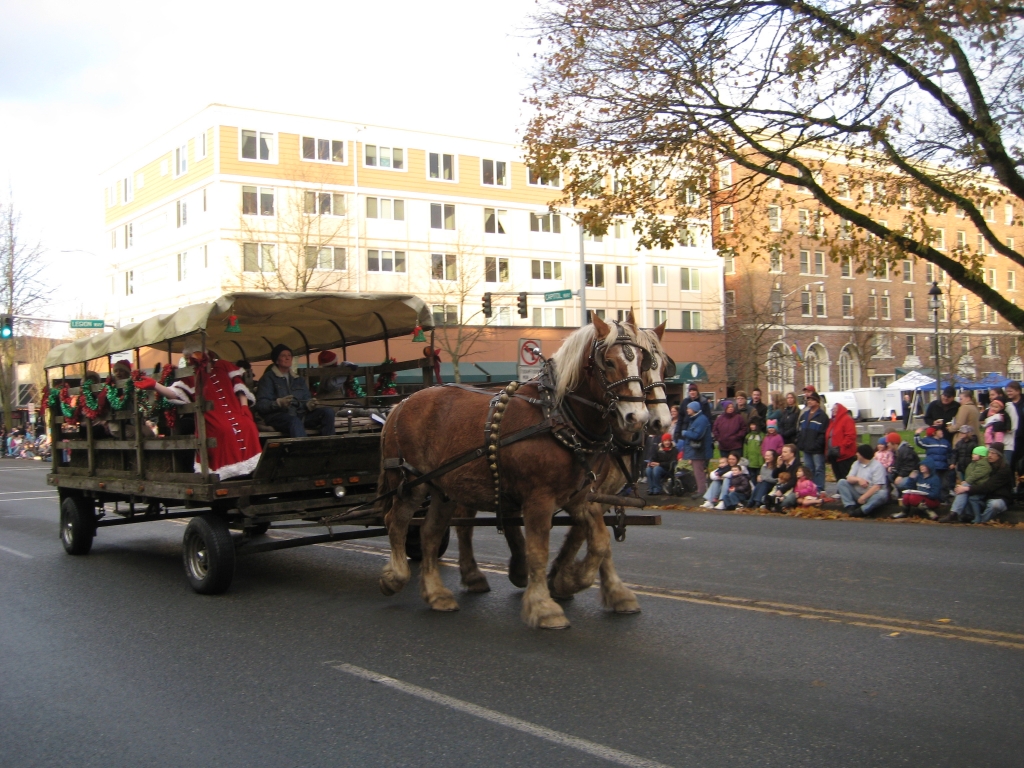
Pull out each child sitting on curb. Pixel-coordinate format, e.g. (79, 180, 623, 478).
(893, 462, 943, 519)
(794, 466, 822, 507)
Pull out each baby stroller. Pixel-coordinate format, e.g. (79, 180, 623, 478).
(666, 460, 698, 497)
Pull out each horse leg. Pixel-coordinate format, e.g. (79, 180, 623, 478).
(419, 495, 459, 611)
(547, 509, 589, 599)
(503, 525, 528, 588)
(379, 489, 422, 596)
(520, 499, 569, 629)
(594, 513, 641, 613)
(455, 507, 490, 593)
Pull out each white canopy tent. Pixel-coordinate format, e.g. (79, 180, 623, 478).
(885, 371, 935, 390)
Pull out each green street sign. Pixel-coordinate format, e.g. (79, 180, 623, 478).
(544, 289, 573, 302)
(70, 319, 105, 329)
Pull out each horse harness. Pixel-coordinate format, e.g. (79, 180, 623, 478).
(381, 322, 649, 532)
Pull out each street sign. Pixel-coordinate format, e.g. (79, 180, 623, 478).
(518, 338, 542, 381)
(544, 289, 573, 302)
(70, 319, 105, 329)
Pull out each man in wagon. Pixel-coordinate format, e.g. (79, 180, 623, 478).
(255, 344, 336, 437)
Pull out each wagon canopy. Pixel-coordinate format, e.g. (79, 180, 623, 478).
(44, 292, 434, 368)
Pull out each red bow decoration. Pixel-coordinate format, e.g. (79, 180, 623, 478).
(423, 346, 442, 384)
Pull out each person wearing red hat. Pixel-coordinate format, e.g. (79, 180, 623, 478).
(315, 350, 359, 397)
(646, 433, 677, 495)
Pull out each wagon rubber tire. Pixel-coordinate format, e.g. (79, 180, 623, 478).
(405, 525, 450, 562)
(182, 515, 236, 594)
(60, 496, 96, 555)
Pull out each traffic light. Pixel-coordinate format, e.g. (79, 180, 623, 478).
(0, 315, 12, 340)
(481, 292, 493, 318)
(517, 292, 528, 319)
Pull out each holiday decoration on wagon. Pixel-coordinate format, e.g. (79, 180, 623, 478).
(375, 357, 398, 395)
(411, 325, 426, 343)
(225, 314, 241, 333)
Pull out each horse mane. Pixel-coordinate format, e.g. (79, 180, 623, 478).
(637, 327, 665, 361)
(549, 322, 618, 405)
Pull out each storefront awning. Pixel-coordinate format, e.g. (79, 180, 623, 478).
(665, 362, 708, 384)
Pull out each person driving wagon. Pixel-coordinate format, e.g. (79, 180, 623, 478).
(255, 344, 336, 437)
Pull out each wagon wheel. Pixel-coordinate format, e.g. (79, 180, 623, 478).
(405, 525, 451, 562)
(182, 515, 236, 595)
(60, 495, 96, 556)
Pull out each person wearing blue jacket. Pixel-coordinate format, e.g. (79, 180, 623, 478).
(915, 427, 951, 492)
(678, 400, 712, 496)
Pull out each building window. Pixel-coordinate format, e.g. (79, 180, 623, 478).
(304, 192, 346, 216)
(485, 257, 509, 283)
(366, 197, 405, 220)
(725, 290, 736, 317)
(121, 176, 133, 204)
(432, 304, 458, 325)
(429, 152, 456, 181)
(880, 294, 891, 320)
(838, 220, 852, 240)
(680, 267, 700, 291)
(175, 144, 187, 176)
(768, 246, 782, 273)
(867, 260, 890, 280)
(530, 212, 561, 233)
(722, 250, 735, 274)
(241, 130, 273, 161)
(931, 227, 946, 250)
(868, 292, 878, 319)
(123, 223, 133, 248)
(177, 252, 187, 281)
(768, 205, 782, 232)
(719, 163, 733, 187)
(242, 243, 275, 272)
(652, 265, 667, 285)
(984, 203, 995, 222)
(431, 203, 456, 230)
(985, 336, 998, 356)
(585, 264, 605, 288)
(899, 185, 911, 208)
(532, 307, 565, 326)
(906, 334, 917, 357)
(904, 294, 915, 320)
(987, 268, 998, 288)
(838, 348, 857, 390)
(902, 259, 913, 282)
(484, 208, 507, 234)
(836, 176, 850, 199)
(681, 310, 701, 330)
(980, 304, 991, 324)
(302, 137, 345, 163)
(481, 159, 507, 186)
(653, 309, 668, 326)
(531, 260, 562, 280)
(1009, 270, 1017, 291)
(124, 270, 134, 295)
(815, 291, 827, 317)
(488, 306, 512, 326)
(527, 167, 560, 187)
(111, 230, 117, 249)
(305, 246, 346, 271)
(197, 131, 207, 159)
(937, 335, 950, 357)
(771, 288, 783, 315)
(798, 209, 810, 235)
(616, 265, 630, 285)
(801, 291, 812, 316)
(176, 200, 187, 227)
(431, 253, 457, 281)
(800, 250, 824, 275)
(242, 186, 274, 216)
(720, 206, 733, 232)
(842, 292, 853, 318)
(364, 144, 404, 169)
(367, 249, 406, 273)
(840, 254, 853, 277)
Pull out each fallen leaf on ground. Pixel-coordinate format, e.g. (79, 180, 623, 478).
(935, 618, 952, 623)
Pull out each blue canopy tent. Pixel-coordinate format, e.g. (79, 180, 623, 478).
(919, 372, 1016, 391)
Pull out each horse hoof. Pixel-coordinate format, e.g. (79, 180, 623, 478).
(379, 579, 397, 597)
(462, 574, 491, 593)
(613, 603, 641, 615)
(429, 596, 460, 612)
(539, 615, 571, 630)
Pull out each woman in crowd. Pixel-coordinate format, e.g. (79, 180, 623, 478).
(952, 390, 982, 445)
(750, 449, 778, 509)
(712, 399, 748, 458)
(645, 433, 677, 495)
(777, 392, 801, 445)
(678, 400, 712, 497)
(825, 402, 858, 482)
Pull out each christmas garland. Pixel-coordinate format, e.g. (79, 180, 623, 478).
(375, 357, 398, 396)
(344, 376, 367, 398)
(47, 366, 178, 429)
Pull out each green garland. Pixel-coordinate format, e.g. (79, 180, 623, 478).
(105, 380, 133, 411)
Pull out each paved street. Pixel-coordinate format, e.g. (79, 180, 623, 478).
(2, 461, 1023, 767)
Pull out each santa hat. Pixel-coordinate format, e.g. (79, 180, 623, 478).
(111, 359, 132, 375)
(318, 350, 338, 366)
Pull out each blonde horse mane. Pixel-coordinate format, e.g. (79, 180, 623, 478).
(548, 321, 622, 405)
(637, 327, 665, 364)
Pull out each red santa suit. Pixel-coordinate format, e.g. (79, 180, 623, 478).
(169, 356, 262, 479)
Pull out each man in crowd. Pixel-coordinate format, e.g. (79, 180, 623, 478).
(922, 386, 960, 432)
(674, 384, 712, 441)
(960, 446, 1015, 523)
(1003, 381, 1022, 471)
(733, 390, 753, 423)
(256, 345, 336, 437)
(837, 444, 889, 518)
(796, 392, 830, 492)
(750, 388, 768, 423)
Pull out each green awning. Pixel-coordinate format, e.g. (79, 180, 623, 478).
(395, 361, 519, 385)
(666, 362, 708, 384)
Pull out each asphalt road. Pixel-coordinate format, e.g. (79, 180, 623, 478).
(2, 461, 1023, 767)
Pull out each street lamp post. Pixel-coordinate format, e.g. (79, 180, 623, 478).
(928, 281, 943, 393)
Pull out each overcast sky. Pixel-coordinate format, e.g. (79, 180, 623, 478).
(0, 0, 538, 319)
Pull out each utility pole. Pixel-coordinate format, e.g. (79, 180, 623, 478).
(578, 222, 587, 326)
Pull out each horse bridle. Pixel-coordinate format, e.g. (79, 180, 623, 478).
(588, 322, 649, 409)
(640, 339, 677, 408)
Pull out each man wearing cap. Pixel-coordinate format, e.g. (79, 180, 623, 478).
(256, 345, 336, 437)
(674, 384, 711, 441)
(922, 386, 960, 433)
(837, 444, 888, 517)
(796, 392, 830, 492)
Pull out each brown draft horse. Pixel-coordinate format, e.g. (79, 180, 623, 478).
(376, 315, 649, 629)
(455, 319, 674, 612)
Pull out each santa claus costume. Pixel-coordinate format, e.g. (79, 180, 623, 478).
(165, 353, 262, 479)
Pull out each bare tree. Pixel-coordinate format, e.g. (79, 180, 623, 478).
(234, 179, 353, 293)
(424, 235, 495, 383)
(721, 263, 784, 391)
(0, 194, 52, 429)
(525, 0, 1024, 330)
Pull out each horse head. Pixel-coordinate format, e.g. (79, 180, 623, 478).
(626, 310, 674, 436)
(587, 313, 650, 435)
